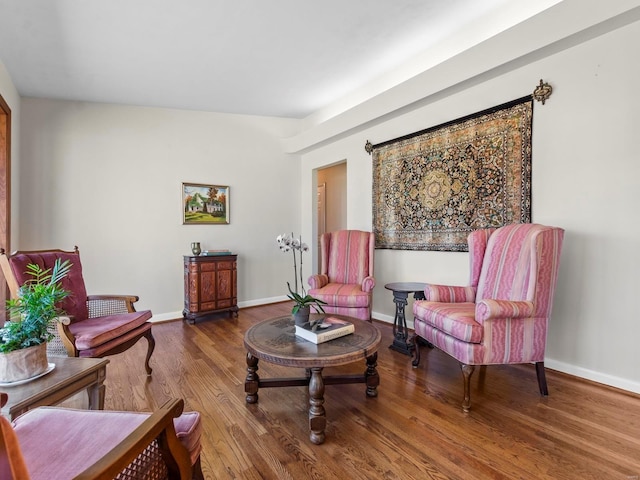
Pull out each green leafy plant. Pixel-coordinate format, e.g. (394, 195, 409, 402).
(0, 259, 72, 353)
(286, 282, 326, 314)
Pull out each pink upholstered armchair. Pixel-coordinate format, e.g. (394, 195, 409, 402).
(0, 247, 155, 375)
(411, 223, 564, 412)
(307, 230, 375, 321)
(0, 393, 203, 479)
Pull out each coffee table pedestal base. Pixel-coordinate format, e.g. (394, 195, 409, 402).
(244, 352, 379, 445)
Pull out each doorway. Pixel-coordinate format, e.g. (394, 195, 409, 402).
(316, 162, 346, 270)
(0, 94, 11, 318)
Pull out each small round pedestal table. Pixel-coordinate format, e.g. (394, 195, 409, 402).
(384, 282, 427, 356)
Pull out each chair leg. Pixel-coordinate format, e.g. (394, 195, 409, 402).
(411, 334, 421, 367)
(460, 363, 475, 413)
(536, 361, 549, 396)
(476, 365, 487, 393)
(144, 329, 156, 375)
(192, 455, 204, 480)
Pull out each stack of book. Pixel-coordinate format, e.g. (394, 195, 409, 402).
(295, 316, 354, 344)
(202, 249, 232, 256)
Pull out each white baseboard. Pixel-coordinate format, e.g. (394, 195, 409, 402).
(373, 311, 394, 325)
(545, 358, 640, 395)
(239, 295, 288, 308)
(149, 311, 183, 323)
(149, 296, 290, 324)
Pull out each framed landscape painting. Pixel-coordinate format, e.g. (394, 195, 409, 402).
(182, 183, 230, 225)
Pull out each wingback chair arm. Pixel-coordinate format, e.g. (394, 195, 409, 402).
(55, 316, 79, 356)
(87, 294, 140, 315)
(475, 299, 535, 322)
(362, 276, 375, 292)
(73, 398, 193, 480)
(423, 284, 477, 303)
(308, 274, 329, 290)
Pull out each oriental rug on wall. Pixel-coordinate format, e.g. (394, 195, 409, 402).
(372, 95, 533, 252)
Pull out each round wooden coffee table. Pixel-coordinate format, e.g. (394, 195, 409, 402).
(244, 314, 381, 444)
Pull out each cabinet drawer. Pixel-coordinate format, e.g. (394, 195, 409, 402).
(217, 299, 232, 308)
(199, 262, 217, 272)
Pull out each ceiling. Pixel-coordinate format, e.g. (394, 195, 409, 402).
(0, 0, 558, 119)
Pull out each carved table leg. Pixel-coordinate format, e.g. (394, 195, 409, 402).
(245, 352, 260, 404)
(365, 352, 379, 397)
(308, 367, 326, 445)
(87, 364, 107, 410)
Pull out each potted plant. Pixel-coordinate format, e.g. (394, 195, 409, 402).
(286, 281, 326, 324)
(277, 233, 326, 325)
(0, 258, 72, 383)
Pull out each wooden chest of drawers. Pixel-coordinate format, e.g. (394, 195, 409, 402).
(183, 254, 238, 323)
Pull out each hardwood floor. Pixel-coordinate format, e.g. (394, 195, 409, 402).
(103, 303, 640, 479)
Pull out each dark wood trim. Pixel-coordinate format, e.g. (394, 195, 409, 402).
(0, 94, 11, 321)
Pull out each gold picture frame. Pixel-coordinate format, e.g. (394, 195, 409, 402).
(182, 183, 230, 225)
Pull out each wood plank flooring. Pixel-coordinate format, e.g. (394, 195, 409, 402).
(103, 302, 640, 479)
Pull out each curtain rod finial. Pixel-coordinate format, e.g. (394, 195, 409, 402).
(533, 79, 553, 105)
(365, 140, 373, 155)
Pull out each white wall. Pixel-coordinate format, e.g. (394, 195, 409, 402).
(19, 100, 302, 320)
(298, 4, 640, 393)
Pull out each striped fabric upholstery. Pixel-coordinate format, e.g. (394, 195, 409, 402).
(308, 230, 375, 321)
(413, 223, 564, 366)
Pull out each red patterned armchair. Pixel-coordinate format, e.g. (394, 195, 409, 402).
(412, 223, 564, 412)
(0, 247, 155, 375)
(308, 230, 375, 321)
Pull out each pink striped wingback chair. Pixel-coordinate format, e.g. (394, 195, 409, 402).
(411, 223, 564, 412)
(307, 230, 375, 321)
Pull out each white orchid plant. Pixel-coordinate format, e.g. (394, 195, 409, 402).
(276, 233, 326, 314)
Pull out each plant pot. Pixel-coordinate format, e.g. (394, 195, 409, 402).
(293, 306, 311, 326)
(0, 343, 48, 383)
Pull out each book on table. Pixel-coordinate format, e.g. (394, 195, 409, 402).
(202, 249, 232, 256)
(295, 316, 355, 344)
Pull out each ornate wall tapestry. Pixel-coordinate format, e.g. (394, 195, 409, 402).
(371, 96, 533, 251)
